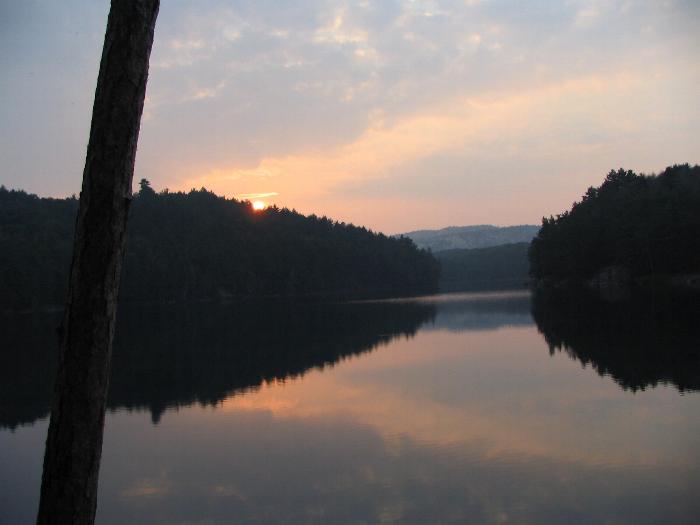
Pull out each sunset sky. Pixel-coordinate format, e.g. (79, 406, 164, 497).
(2, 0, 698, 233)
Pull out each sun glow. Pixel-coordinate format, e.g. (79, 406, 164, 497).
(252, 200, 266, 211)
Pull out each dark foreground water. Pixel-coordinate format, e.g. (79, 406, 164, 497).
(1, 290, 699, 524)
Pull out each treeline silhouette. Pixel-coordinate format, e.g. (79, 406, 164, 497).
(0, 298, 435, 429)
(532, 287, 700, 392)
(529, 164, 700, 282)
(0, 182, 439, 309)
(436, 242, 530, 291)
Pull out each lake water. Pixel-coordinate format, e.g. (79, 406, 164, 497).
(1, 290, 699, 524)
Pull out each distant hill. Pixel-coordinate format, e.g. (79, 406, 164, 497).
(435, 243, 530, 292)
(402, 224, 538, 253)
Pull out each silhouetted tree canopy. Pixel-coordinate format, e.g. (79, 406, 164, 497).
(529, 164, 700, 282)
(0, 186, 439, 309)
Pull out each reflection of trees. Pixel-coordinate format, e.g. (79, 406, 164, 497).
(532, 288, 700, 392)
(0, 300, 434, 429)
(0, 311, 61, 429)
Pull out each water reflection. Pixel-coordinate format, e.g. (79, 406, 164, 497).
(417, 290, 533, 331)
(532, 288, 700, 392)
(92, 406, 699, 525)
(4, 289, 700, 430)
(0, 300, 435, 429)
(95, 292, 700, 524)
(0, 311, 60, 429)
(1, 292, 699, 524)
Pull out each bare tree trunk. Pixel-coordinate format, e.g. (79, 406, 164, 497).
(37, 2, 159, 524)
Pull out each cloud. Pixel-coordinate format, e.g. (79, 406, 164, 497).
(1, 0, 699, 231)
(574, 4, 602, 27)
(313, 9, 369, 44)
(177, 71, 634, 193)
(175, 57, 699, 233)
(236, 192, 279, 200)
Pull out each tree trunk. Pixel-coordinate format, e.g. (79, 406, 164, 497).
(36, 2, 159, 524)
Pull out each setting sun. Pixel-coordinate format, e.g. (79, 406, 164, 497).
(252, 200, 266, 211)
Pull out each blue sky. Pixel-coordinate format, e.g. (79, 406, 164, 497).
(1, 0, 699, 232)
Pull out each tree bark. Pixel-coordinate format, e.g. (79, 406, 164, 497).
(37, 2, 159, 524)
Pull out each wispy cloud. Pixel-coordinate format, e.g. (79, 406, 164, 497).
(236, 192, 279, 200)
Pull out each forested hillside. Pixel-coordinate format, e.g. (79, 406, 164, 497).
(529, 164, 700, 283)
(436, 243, 530, 291)
(0, 182, 439, 309)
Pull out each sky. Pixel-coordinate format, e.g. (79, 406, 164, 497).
(1, 0, 699, 233)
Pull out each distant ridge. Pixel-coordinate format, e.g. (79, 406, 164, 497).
(401, 224, 539, 253)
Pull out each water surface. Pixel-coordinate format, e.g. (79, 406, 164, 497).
(1, 291, 699, 524)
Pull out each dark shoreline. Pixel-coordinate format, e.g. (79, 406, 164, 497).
(532, 271, 700, 301)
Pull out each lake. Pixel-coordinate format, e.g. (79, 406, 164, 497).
(1, 290, 699, 524)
